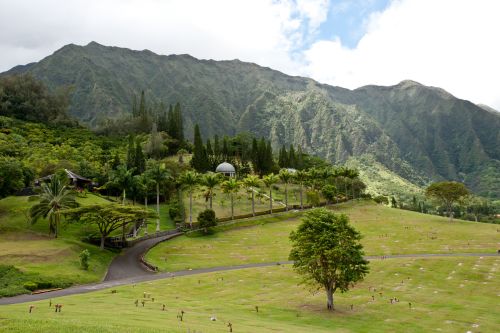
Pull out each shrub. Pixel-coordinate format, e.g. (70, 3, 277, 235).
(23, 281, 38, 291)
(79, 249, 90, 270)
(198, 209, 217, 234)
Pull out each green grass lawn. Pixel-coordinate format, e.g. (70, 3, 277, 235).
(1, 256, 498, 332)
(0, 194, 117, 296)
(147, 201, 499, 271)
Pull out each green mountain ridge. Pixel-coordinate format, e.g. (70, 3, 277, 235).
(3, 42, 499, 198)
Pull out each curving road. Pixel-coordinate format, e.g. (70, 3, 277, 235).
(104, 232, 183, 281)
(1, 252, 497, 305)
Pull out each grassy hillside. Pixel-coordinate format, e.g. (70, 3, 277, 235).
(147, 201, 499, 271)
(1, 257, 498, 332)
(0, 194, 116, 297)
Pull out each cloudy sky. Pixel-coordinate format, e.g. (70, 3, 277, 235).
(1, 0, 499, 109)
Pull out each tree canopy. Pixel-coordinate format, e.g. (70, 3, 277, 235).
(426, 181, 469, 221)
(289, 208, 369, 310)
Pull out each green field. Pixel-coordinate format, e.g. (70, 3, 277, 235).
(147, 201, 499, 271)
(1, 256, 498, 332)
(0, 194, 117, 296)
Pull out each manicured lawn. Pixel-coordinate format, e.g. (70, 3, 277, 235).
(1, 257, 498, 332)
(147, 201, 499, 271)
(0, 194, 117, 296)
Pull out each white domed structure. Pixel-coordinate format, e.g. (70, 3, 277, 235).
(215, 162, 236, 177)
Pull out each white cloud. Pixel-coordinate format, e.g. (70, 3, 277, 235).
(302, 0, 500, 109)
(0, 0, 306, 74)
(0, 0, 498, 109)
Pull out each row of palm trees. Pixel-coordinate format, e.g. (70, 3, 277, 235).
(28, 164, 363, 237)
(177, 166, 365, 227)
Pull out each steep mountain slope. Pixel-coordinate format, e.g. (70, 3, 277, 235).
(3, 42, 499, 197)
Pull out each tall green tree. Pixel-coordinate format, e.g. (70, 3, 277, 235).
(262, 173, 279, 213)
(108, 165, 135, 205)
(179, 170, 200, 227)
(29, 174, 78, 238)
(134, 138, 146, 174)
(221, 178, 240, 220)
(426, 181, 469, 221)
(294, 170, 308, 209)
(289, 209, 369, 310)
(145, 160, 171, 232)
(279, 169, 293, 211)
(242, 175, 260, 217)
(201, 172, 221, 209)
(191, 124, 208, 172)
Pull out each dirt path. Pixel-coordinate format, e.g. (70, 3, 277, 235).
(1, 252, 497, 305)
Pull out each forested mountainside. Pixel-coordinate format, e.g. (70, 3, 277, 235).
(3, 42, 499, 197)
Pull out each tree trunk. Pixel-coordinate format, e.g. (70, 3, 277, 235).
(285, 183, 288, 211)
(251, 190, 255, 216)
(54, 214, 59, 239)
(156, 183, 160, 232)
(100, 236, 105, 250)
(299, 184, 303, 210)
(122, 223, 126, 245)
(189, 192, 193, 228)
(326, 287, 334, 310)
(269, 190, 273, 214)
(231, 193, 234, 220)
(122, 189, 126, 205)
(209, 193, 213, 209)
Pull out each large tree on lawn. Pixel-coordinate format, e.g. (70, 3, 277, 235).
(425, 181, 469, 222)
(289, 208, 369, 311)
(64, 204, 157, 250)
(30, 174, 78, 238)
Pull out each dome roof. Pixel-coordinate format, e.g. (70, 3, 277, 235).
(215, 162, 235, 173)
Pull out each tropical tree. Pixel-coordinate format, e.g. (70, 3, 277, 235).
(145, 160, 171, 232)
(108, 165, 135, 205)
(289, 208, 369, 310)
(178, 170, 200, 227)
(294, 170, 308, 209)
(29, 174, 78, 238)
(279, 169, 293, 211)
(221, 178, 240, 220)
(201, 172, 222, 209)
(64, 204, 157, 250)
(242, 175, 261, 216)
(425, 181, 469, 221)
(262, 173, 279, 213)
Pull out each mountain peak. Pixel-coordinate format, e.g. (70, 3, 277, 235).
(397, 80, 422, 87)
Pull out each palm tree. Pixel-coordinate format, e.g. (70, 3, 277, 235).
(294, 170, 308, 210)
(29, 174, 78, 238)
(278, 169, 293, 211)
(202, 172, 222, 209)
(145, 160, 171, 232)
(108, 165, 135, 205)
(179, 170, 200, 228)
(262, 173, 279, 214)
(221, 178, 240, 220)
(242, 175, 260, 216)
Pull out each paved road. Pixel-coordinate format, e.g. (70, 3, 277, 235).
(1, 252, 497, 305)
(104, 232, 183, 281)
